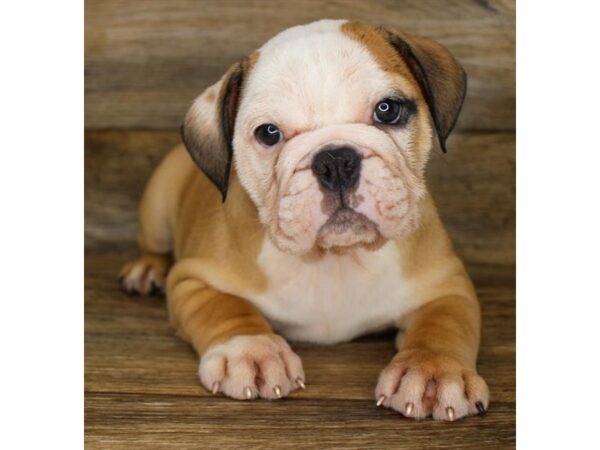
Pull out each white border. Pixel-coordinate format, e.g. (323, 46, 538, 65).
(518, 1, 600, 448)
(1, 1, 83, 448)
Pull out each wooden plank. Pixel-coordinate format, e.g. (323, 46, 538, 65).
(85, 0, 515, 131)
(85, 254, 515, 449)
(85, 394, 515, 449)
(84, 131, 180, 246)
(429, 131, 516, 265)
(84, 130, 515, 265)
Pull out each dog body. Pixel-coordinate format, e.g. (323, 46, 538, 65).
(120, 19, 489, 421)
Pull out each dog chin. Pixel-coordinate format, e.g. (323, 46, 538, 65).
(315, 209, 383, 252)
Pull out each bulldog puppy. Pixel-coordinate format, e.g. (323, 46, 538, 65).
(119, 19, 489, 421)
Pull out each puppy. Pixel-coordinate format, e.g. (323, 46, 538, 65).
(119, 19, 489, 421)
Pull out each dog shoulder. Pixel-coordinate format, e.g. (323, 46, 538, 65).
(173, 167, 269, 297)
(397, 194, 476, 302)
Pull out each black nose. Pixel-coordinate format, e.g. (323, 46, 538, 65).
(311, 147, 362, 192)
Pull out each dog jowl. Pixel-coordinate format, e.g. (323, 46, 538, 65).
(120, 19, 488, 421)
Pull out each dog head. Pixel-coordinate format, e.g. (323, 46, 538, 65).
(182, 20, 466, 255)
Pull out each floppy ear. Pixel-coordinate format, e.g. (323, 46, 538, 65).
(381, 28, 467, 152)
(181, 61, 245, 201)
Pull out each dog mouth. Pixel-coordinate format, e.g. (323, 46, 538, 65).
(323, 208, 371, 232)
(316, 208, 380, 250)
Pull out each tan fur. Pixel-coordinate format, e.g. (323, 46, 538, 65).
(168, 161, 271, 352)
(245, 50, 260, 73)
(341, 22, 416, 83)
(132, 145, 271, 353)
(119, 20, 487, 420)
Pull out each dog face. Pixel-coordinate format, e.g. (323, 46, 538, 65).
(182, 20, 466, 255)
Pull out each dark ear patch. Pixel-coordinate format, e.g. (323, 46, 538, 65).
(220, 63, 245, 185)
(381, 28, 467, 152)
(181, 62, 245, 201)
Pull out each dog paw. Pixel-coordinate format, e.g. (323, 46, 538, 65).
(199, 334, 306, 400)
(375, 351, 489, 421)
(118, 254, 171, 296)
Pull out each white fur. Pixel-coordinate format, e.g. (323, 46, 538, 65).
(375, 361, 489, 421)
(199, 334, 305, 400)
(247, 238, 422, 344)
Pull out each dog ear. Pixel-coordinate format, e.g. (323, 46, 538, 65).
(181, 61, 245, 201)
(381, 28, 467, 152)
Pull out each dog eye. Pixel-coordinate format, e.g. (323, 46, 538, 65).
(255, 124, 283, 147)
(373, 98, 414, 125)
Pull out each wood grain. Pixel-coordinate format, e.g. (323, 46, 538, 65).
(85, 0, 515, 131)
(85, 254, 515, 449)
(85, 130, 515, 265)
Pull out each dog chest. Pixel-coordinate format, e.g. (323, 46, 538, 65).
(248, 240, 420, 344)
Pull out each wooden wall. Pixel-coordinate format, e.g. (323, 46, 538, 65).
(85, 0, 515, 266)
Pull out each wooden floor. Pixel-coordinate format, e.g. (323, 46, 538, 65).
(85, 251, 515, 449)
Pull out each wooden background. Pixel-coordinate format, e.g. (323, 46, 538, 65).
(85, 1, 515, 448)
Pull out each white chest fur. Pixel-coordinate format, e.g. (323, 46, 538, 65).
(248, 239, 421, 344)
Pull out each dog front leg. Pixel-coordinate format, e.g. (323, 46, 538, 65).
(167, 262, 305, 400)
(375, 293, 489, 421)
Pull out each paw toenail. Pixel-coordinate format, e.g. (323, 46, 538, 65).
(405, 402, 414, 416)
(244, 386, 253, 399)
(149, 281, 161, 296)
(211, 382, 220, 395)
(446, 406, 455, 421)
(475, 401, 486, 416)
(295, 378, 306, 389)
(273, 385, 282, 398)
(376, 395, 386, 407)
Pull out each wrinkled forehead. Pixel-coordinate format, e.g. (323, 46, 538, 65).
(239, 20, 420, 131)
